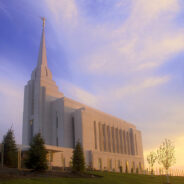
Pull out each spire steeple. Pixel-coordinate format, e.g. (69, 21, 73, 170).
(37, 17, 47, 67)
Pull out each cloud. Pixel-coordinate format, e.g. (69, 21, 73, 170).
(78, 0, 184, 75)
(107, 75, 170, 100)
(0, 80, 22, 98)
(43, 0, 184, 76)
(45, 0, 78, 27)
(57, 79, 98, 108)
(132, 0, 179, 22)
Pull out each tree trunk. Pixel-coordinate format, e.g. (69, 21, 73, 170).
(166, 169, 170, 184)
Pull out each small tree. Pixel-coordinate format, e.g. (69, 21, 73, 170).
(157, 139, 176, 184)
(147, 151, 157, 175)
(72, 141, 85, 173)
(2, 129, 18, 167)
(25, 133, 48, 171)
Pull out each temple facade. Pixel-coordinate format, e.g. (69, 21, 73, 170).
(22, 21, 144, 172)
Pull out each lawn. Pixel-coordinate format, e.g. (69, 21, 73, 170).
(0, 171, 184, 184)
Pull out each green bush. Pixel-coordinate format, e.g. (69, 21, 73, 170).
(2, 129, 18, 168)
(25, 133, 48, 171)
(72, 141, 85, 173)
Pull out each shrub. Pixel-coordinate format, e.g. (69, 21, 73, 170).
(25, 133, 48, 171)
(2, 129, 18, 168)
(72, 141, 85, 173)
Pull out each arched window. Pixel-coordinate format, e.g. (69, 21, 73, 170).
(94, 121, 97, 149)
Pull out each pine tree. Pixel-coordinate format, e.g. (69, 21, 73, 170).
(72, 141, 85, 173)
(2, 129, 18, 168)
(25, 133, 48, 171)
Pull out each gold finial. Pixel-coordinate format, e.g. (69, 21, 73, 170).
(41, 17, 46, 29)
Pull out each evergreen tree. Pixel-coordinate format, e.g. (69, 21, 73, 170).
(2, 128, 18, 168)
(72, 141, 85, 173)
(25, 133, 48, 171)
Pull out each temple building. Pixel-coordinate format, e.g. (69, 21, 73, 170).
(22, 19, 144, 172)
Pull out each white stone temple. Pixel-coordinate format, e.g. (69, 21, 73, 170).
(22, 20, 144, 172)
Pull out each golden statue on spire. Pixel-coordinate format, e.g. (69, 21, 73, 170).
(41, 17, 46, 28)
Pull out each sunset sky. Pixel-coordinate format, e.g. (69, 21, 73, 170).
(0, 0, 184, 169)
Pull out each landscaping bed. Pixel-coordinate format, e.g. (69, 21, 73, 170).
(0, 168, 101, 181)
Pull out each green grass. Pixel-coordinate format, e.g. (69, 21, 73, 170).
(0, 171, 184, 184)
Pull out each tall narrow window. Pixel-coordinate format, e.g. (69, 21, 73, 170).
(72, 117, 75, 148)
(107, 126, 111, 152)
(31, 84, 34, 115)
(45, 67, 48, 76)
(119, 129, 123, 154)
(98, 123, 102, 151)
(103, 124, 106, 151)
(123, 130, 127, 154)
(94, 121, 97, 149)
(129, 128, 135, 155)
(56, 112, 58, 146)
(116, 128, 119, 153)
(135, 134, 138, 155)
(127, 132, 130, 155)
(111, 127, 115, 153)
(30, 120, 33, 143)
(56, 114, 58, 128)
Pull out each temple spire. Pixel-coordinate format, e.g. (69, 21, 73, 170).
(41, 17, 45, 29)
(37, 17, 47, 67)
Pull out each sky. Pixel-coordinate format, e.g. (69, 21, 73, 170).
(0, 0, 184, 169)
